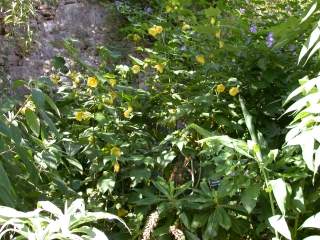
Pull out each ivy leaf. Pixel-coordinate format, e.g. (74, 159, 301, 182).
(270, 178, 288, 215)
(268, 215, 292, 240)
(241, 184, 260, 214)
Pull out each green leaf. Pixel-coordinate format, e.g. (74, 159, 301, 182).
(179, 212, 190, 229)
(303, 236, 320, 240)
(268, 215, 292, 240)
(129, 169, 151, 185)
(72, 226, 109, 240)
(300, 212, 320, 229)
(37, 201, 63, 217)
(191, 212, 210, 230)
(198, 135, 253, 159)
(129, 55, 144, 65)
(204, 7, 221, 17)
(97, 172, 115, 194)
(214, 207, 231, 230)
(132, 197, 162, 206)
(241, 184, 260, 214)
(44, 94, 60, 117)
(25, 109, 40, 136)
(270, 178, 288, 215)
(153, 178, 170, 198)
(52, 56, 68, 73)
(65, 158, 83, 173)
(293, 186, 305, 213)
(188, 123, 214, 138)
(0, 119, 11, 139)
(0, 162, 16, 207)
(157, 151, 176, 167)
(301, 2, 318, 23)
(39, 110, 59, 136)
(287, 131, 316, 173)
(185, 230, 200, 240)
(203, 213, 218, 239)
(31, 88, 45, 109)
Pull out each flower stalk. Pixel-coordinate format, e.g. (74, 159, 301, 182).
(239, 96, 279, 239)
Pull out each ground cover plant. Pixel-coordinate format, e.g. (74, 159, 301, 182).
(0, 0, 320, 239)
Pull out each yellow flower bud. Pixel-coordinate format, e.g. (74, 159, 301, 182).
(104, 96, 114, 105)
(229, 87, 239, 96)
(108, 78, 117, 88)
(50, 74, 60, 84)
(182, 22, 191, 31)
(131, 65, 141, 74)
(21, 100, 36, 115)
(148, 25, 163, 37)
(114, 161, 120, 173)
(111, 146, 121, 158)
(215, 30, 221, 38)
(132, 34, 141, 42)
(69, 71, 81, 83)
(154, 64, 164, 73)
(87, 76, 98, 88)
(74, 111, 92, 121)
(88, 135, 96, 144)
(216, 84, 225, 93)
(166, 5, 173, 13)
(219, 41, 224, 48)
(124, 106, 133, 118)
(117, 208, 128, 217)
(110, 91, 117, 100)
(196, 55, 205, 64)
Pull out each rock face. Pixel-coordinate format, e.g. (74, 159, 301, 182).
(0, 0, 126, 94)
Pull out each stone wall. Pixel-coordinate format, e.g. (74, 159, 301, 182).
(0, 0, 127, 96)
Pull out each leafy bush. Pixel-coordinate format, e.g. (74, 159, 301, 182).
(0, 0, 320, 239)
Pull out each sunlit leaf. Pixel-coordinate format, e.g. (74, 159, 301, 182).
(300, 212, 320, 229)
(268, 215, 292, 240)
(270, 178, 288, 215)
(301, 2, 318, 23)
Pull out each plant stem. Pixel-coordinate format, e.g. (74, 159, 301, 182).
(239, 96, 279, 239)
(292, 213, 300, 240)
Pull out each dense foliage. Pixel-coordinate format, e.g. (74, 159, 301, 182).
(1, 0, 320, 239)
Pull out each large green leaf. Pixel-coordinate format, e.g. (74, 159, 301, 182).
(198, 135, 253, 159)
(44, 94, 60, 117)
(203, 213, 218, 239)
(270, 178, 288, 215)
(97, 172, 115, 194)
(268, 215, 292, 240)
(300, 212, 320, 229)
(0, 162, 16, 207)
(31, 88, 45, 109)
(241, 184, 260, 214)
(214, 207, 231, 230)
(303, 236, 320, 240)
(301, 2, 318, 23)
(25, 109, 40, 136)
